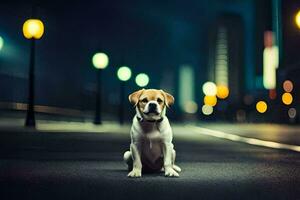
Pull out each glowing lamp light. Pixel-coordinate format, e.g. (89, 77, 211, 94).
(283, 80, 293, 93)
(256, 101, 267, 113)
(216, 85, 229, 99)
(202, 82, 217, 96)
(296, 10, 300, 29)
(204, 95, 217, 107)
(202, 105, 213, 115)
(263, 46, 278, 89)
(0, 36, 3, 51)
(117, 66, 132, 81)
(183, 101, 198, 114)
(282, 93, 293, 105)
(135, 73, 149, 87)
(92, 53, 109, 69)
(22, 19, 44, 39)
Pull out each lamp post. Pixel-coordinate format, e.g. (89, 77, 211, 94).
(22, 19, 44, 127)
(92, 52, 109, 124)
(117, 66, 132, 125)
(135, 73, 149, 87)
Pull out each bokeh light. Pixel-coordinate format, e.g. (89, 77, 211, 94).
(263, 45, 278, 89)
(204, 95, 217, 106)
(135, 73, 149, 87)
(202, 82, 217, 96)
(256, 101, 267, 113)
(92, 53, 109, 69)
(0, 36, 4, 51)
(282, 93, 293, 105)
(216, 85, 229, 99)
(288, 108, 297, 119)
(202, 105, 213, 115)
(117, 66, 132, 81)
(183, 101, 198, 114)
(283, 80, 293, 93)
(295, 10, 300, 29)
(22, 19, 44, 39)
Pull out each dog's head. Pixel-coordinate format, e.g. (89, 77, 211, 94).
(129, 89, 174, 121)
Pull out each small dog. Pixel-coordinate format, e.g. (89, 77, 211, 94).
(123, 89, 181, 177)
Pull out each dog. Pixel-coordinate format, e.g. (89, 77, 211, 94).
(123, 89, 181, 177)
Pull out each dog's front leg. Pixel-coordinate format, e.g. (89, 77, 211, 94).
(163, 142, 179, 177)
(127, 143, 142, 178)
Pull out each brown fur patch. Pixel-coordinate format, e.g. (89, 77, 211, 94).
(129, 89, 174, 113)
(138, 89, 166, 112)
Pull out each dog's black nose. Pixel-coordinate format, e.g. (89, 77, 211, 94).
(148, 103, 157, 111)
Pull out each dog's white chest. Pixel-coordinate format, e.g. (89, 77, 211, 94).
(143, 124, 160, 138)
(140, 123, 162, 147)
(138, 123, 164, 162)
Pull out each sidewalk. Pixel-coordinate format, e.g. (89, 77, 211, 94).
(0, 117, 131, 134)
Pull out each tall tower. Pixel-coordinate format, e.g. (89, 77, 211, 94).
(208, 14, 245, 107)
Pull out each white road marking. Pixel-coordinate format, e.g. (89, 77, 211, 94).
(188, 126, 300, 153)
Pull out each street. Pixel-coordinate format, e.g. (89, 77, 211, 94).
(1, 123, 300, 200)
(1, 1, 300, 199)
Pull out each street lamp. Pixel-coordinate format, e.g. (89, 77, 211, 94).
(135, 73, 149, 87)
(22, 18, 44, 127)
(117, 66, 132, 125)
(92, 52, 109, 124)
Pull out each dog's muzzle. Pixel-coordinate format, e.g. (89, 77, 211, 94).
(144, 103, 159, 115)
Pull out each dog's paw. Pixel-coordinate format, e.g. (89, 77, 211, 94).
(165, 167, 179, 177)
(173, 165, 181, 172)
(127, 168, 142, 178)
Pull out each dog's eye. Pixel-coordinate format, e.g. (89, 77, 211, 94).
(141, 98, 148, 103)
(157, 98, 163, 103)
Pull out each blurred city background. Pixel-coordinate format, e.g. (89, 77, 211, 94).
(1, 0, 300, 125)
(2, 1, 300, 199)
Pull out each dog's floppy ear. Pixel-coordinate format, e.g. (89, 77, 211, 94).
(160, 90, 174, 108)
(128, 89, 145, 106)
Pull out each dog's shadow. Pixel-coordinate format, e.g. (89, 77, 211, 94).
(103, 168, 165, 178)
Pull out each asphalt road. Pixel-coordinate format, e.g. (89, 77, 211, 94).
(1, 124, 300, 200)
